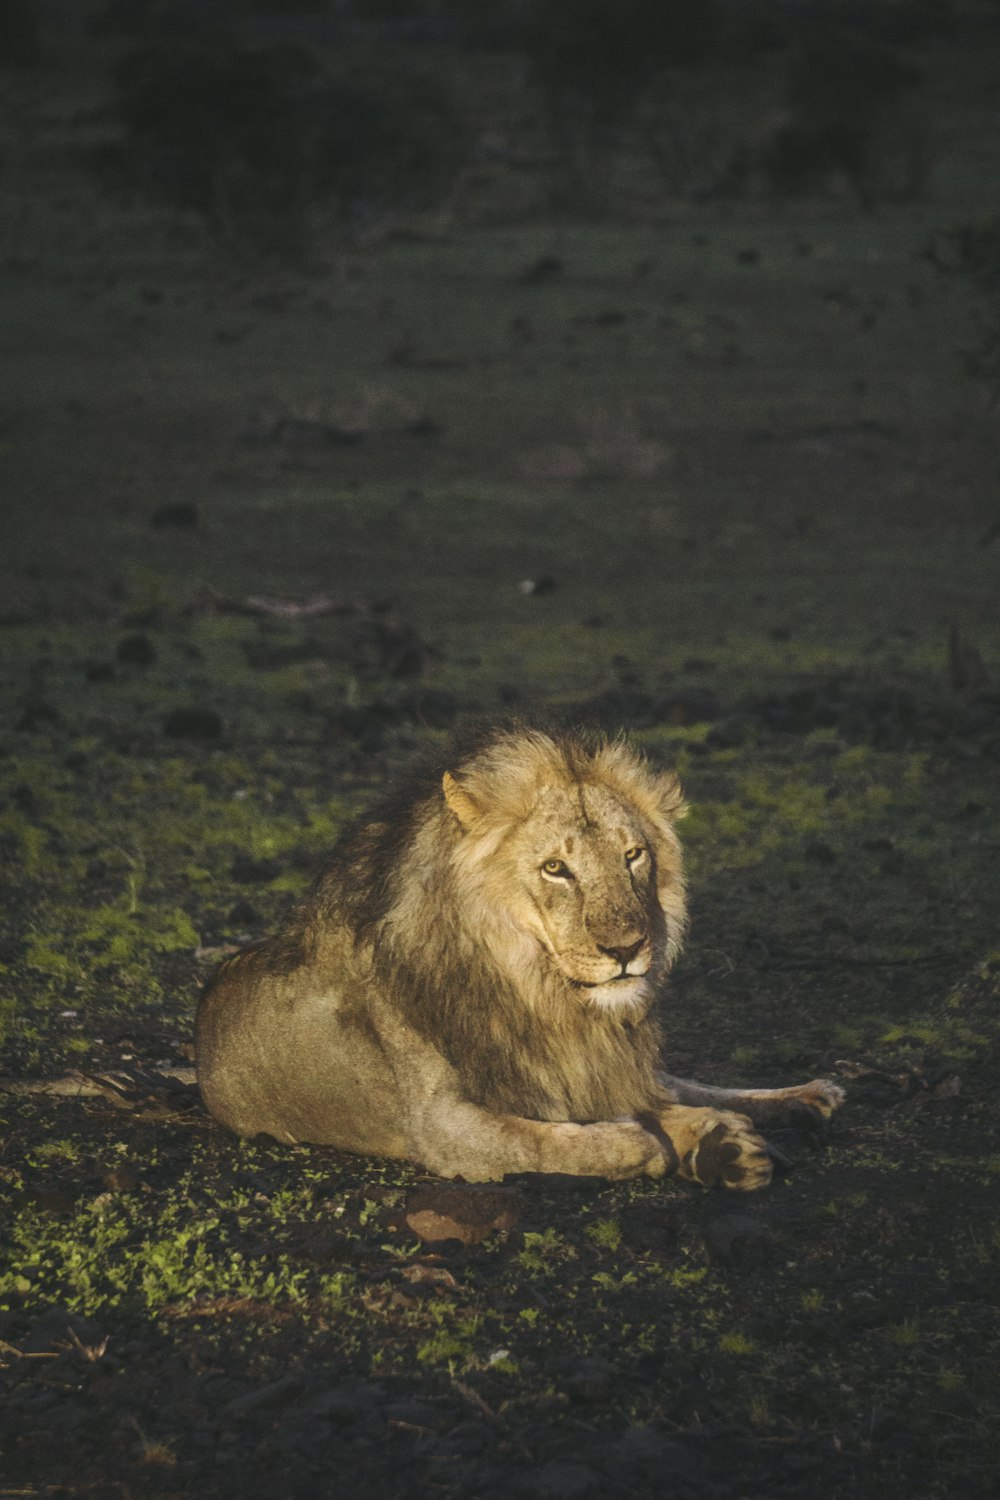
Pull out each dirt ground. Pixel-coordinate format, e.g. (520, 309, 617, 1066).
(2, 6, 1000, 1498)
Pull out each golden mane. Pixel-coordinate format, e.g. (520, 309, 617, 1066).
(306, 727, 688, 1123)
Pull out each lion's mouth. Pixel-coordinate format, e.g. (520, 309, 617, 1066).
(572, 974, 639, 989)
(570, 967, 650, 990)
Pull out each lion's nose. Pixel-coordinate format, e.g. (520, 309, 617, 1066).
(598, 936, 646, 969)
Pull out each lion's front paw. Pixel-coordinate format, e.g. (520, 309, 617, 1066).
(663, 1108, 773, 1193)
(684, 1115, 773, 1192)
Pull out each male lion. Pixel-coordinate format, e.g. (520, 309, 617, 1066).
(196, 727, 843, 1188)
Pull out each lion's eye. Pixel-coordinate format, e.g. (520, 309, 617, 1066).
(624, 846, 645, 865)
(541, 858, 571, 878)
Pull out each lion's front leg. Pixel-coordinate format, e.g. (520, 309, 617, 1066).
(648, 1104, 773, 1192)
(410, 1104, 669, 1182)
(383, 1015, 670, 1182)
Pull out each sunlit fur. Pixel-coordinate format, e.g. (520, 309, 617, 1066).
(329, 725, 689, 1123)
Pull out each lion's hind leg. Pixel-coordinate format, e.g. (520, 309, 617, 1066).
(644, 1105, 773, 1192)
(657, 1073, 845, 1131)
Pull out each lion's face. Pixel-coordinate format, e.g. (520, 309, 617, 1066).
(442, 738, 687, 1016)
(504, 782, 674, 1010)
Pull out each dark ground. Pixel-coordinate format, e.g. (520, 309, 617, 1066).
(1, 4, 1000, 1497)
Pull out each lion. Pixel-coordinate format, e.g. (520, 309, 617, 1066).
(196, 726, 843, 1189)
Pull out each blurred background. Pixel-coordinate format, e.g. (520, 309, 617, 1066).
(3, 1, 999, 659)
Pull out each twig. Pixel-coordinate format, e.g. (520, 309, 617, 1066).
(0, 1339, 59, 1361)
(452, 1379, 498, 1422)
(0, 1068, 197, 1104)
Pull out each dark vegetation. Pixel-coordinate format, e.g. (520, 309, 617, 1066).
(2, 1, 1000, 1495)
(82, 0, 956, 240)
(927, 215, 1000, 393)
(99, 42, 468, 252)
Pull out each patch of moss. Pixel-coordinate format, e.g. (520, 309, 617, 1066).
(718, 1331, 756, 1355)
(585, 1217, 624, 1252)
(681, 758, 899, 873)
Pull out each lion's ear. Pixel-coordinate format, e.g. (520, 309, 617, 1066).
(442, 771, 482, 830)
(654, 770, 687, 823)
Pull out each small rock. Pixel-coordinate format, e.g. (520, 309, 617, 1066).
(399, 1263, 459, 1290)
(403, 1183, 520, 1245)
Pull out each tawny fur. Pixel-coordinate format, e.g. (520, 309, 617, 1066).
(196, 726, 843, 1187)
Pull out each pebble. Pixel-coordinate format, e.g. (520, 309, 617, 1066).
(403, 1182, 521, 1245)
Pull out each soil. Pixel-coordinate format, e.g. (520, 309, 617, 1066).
(2, 6, 1000, 1498)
